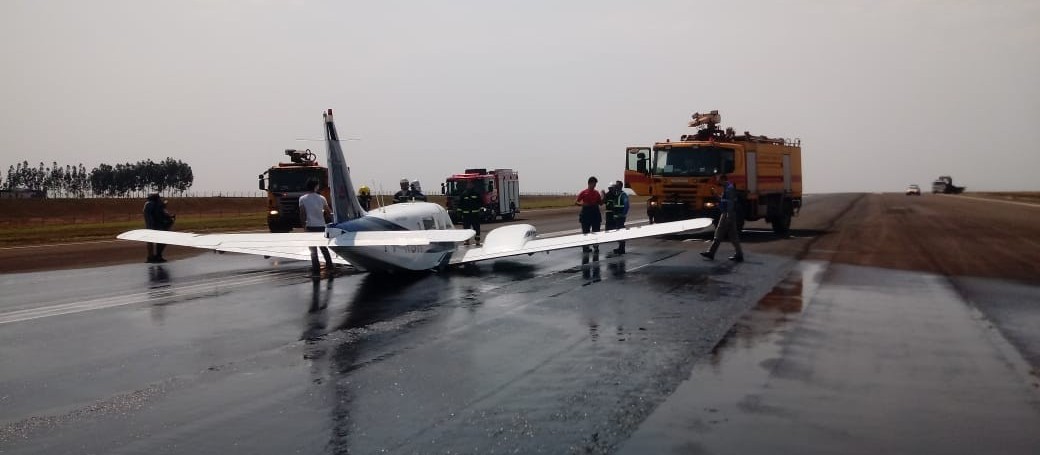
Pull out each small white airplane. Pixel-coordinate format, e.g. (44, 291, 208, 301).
(118, 109, 713, 273)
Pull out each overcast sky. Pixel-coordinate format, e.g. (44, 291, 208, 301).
(2, 0, 1038, 195)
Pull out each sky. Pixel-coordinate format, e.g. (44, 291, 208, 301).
(2, 0, 1038, 195)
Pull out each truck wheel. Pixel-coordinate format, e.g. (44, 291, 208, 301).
(501, 212, 515, 221)
(268, 221, 291, 233)
(771, 214, 791, 236)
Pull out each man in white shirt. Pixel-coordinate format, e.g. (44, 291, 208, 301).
(299, 180, 334, 276)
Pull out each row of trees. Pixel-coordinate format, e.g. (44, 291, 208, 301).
(2, 158, 194, 198)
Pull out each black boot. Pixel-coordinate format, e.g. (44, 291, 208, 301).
(700, 251, 714, 261)
(728, 254, 744, 262)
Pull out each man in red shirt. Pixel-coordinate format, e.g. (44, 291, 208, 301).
(574, 176, 603, 252)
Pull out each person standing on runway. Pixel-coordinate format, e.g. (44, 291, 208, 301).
(299, 180, 335, 276)
(143, 193, 175, 263)
(604, 180, 630, 255)
(701, 173, 744, 262)
(459, 179, 482, 246)
(574, 176, 603, 253)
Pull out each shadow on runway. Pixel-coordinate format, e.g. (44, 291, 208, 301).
(664, 228, 827, 244)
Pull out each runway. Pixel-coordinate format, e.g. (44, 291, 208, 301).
(2, 193, 1039, 454)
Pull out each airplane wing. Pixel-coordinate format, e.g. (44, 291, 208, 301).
(117, 230, 350, 265)
(117, 229, 476, 265)
(450, 218, 714, 264)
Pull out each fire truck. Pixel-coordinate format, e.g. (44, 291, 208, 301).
(257, 149, 330, 232)
(441, 168, 520, 223)
(624, 111, 802, 234)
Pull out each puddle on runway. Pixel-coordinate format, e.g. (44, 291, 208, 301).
(689, 261, 824, 384)
(709, 261, 824, 362)
(617, 261, 825, 453)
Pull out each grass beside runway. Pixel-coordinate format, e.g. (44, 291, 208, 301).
(0, 195, 581, 246)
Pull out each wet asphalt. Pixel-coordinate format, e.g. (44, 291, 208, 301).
(2, 195, 1039, 454)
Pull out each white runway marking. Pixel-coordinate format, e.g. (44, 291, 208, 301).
(0, 271, 303, 325)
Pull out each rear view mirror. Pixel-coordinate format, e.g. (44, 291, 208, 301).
(258, 175, 265, 190)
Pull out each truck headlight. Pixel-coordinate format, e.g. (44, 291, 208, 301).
(269, 210, 279, 215)
(704, 202, 716, 208)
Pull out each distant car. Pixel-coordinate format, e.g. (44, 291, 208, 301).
(906, 184, 921, 196)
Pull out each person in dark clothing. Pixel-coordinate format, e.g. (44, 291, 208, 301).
(408, 180, 428, 202)
(143, 193, 175, 263)
(574, 176, 603, 252)
(393, 178, 411, 203)
(701, 174, 744, 262)
(459, 179, 483, 246)
(604, 180, 630, 255)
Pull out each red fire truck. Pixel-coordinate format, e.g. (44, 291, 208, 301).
(441, 168, 520, 223)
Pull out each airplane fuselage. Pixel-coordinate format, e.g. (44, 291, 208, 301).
(328, 202, 460, 272)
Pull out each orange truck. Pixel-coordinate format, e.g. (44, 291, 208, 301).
(624, 111, 802, 234)
(257, 149, 330, 232)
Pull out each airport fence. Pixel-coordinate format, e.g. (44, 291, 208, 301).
(0, 192, 579, 228)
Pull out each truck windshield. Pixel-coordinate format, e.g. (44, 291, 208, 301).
(652, 146, 734, 177)
(445, 180, 483, 196)
(269, 170, 322, 192)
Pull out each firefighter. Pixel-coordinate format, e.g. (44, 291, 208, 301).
(460, 179, 482, 246)
(701, 174, 744, 262)
(393, 178, 411, 203)
(604, 180, 629, 255)
(409, 180, 428, 202)
(574, 176, 603, 252)
(357, 185, 372, 211)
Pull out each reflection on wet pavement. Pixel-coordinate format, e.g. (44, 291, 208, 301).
(581, 250, 601, 284)
(621, 261, 1040, 454)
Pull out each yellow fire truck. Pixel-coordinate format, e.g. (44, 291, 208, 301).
(624, 111, 802, 234)
(257, 149, 330, 232)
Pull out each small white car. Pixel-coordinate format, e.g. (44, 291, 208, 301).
(905, 184, 921, 196)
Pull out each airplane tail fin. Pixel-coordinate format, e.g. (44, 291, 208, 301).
(323, 109, 367, 223)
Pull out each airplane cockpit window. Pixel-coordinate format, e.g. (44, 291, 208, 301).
(422, 218, 435, 230)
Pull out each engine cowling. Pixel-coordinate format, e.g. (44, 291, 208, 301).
(480, 224, 537, 254)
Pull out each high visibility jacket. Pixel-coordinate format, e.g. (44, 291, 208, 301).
(604, 190, 629, 218)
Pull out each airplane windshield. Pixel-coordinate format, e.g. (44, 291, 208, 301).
(333, 216, 409, 232)
(652, 146, 734, 177)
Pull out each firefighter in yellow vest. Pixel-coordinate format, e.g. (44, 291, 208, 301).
(604, 180, 630, 255)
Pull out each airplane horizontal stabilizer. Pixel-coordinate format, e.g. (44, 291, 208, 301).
(450, 218, 713, 264)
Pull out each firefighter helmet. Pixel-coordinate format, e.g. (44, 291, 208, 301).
(358, 185, 370, 195)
